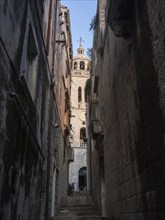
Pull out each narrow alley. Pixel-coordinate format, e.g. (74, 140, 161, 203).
(0, 0, 165, 220)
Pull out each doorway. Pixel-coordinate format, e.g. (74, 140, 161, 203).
(78, 167, 87, 191)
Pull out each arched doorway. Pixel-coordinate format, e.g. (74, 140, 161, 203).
(78, 167, 87, 191)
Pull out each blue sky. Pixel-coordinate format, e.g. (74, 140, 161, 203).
(61, 0, 97, 56)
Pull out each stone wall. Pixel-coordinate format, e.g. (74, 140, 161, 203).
(56, 4, 73, 208)
(0, 0, 69, 219)
(69, 148, 87, 185)
(56, 131, 68, 207)
(90, 0, 165, 219)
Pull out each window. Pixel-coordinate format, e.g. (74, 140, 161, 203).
(74, 62, 77, 70)
(85, 93, 87, 103)
(94, 76, 99, 96)
(78, 87, 82, 102)
(80, 127, 86, 140)
(87, 63, 90, 71)
(25, 25, 38, 100)
(64, 11, 68, 17)
(80, 127, 86, 147)
(80, 61, 85, 70)
(20, 10, 39, 104)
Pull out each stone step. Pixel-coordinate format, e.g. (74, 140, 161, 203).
(55, 195, 106, 220)
(72, 191, 90, 195)
(56, 216, 106, 220)
(60, 206, 98, 212)
(59, 204, 100, 213)
(67, 196, 94, 204)
(61, 204, 97, 208)
(58, 210, 100, 216)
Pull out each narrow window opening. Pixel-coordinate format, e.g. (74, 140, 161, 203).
(26, 25, 38, 100)
(80, 61, 85, 70)
(74, 62, 77, 70)
(80, 127, 86, 146)
(78, 87, 82, 102)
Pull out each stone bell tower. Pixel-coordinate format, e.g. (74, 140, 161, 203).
(69, 39, 90, 191)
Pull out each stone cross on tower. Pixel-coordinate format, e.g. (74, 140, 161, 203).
(77, 37, 84, 47)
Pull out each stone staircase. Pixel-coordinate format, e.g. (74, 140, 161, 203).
(55, 192, 106, 220)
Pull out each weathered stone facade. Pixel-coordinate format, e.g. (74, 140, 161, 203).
(0, 0, 72, 219)
(56, 4, 73, 207)
(89, 0, 165, 219)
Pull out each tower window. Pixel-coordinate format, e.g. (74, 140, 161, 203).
(80, 61, 85, 70)
(87, 63, 90, 71)
(80, 127, 86, 147)
(80, 127, 86, 139)
(74, 62, 77, 70)
(78, 87, 82, 102)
